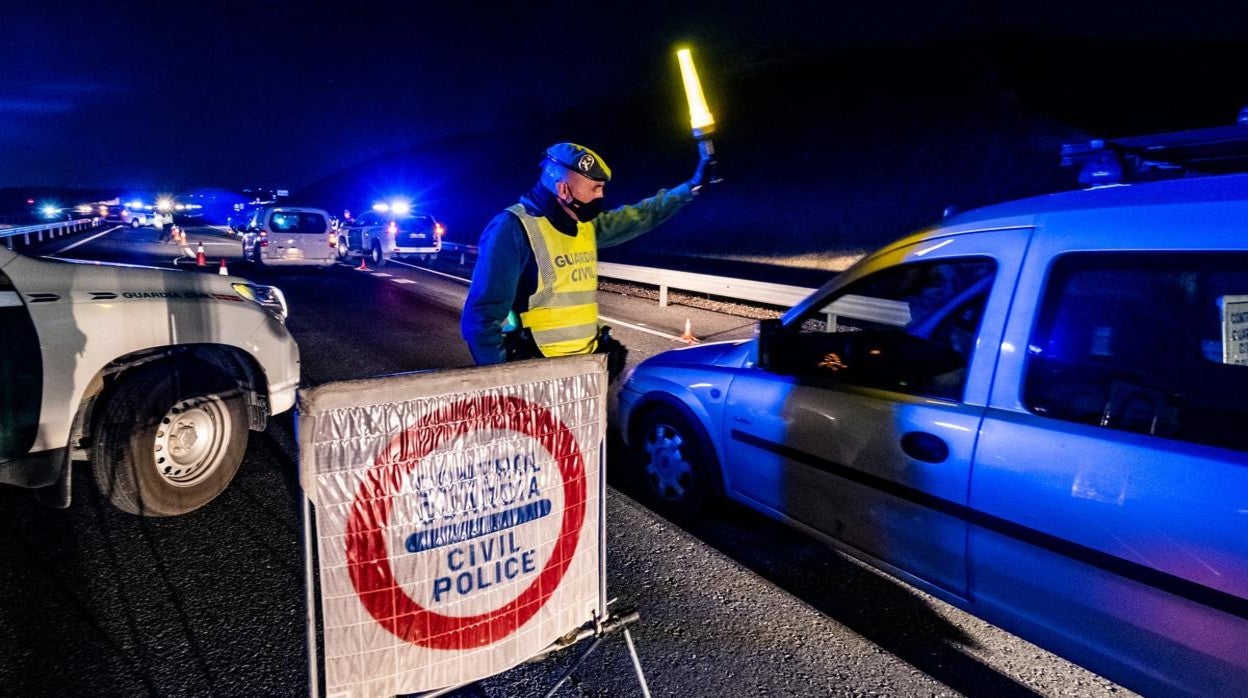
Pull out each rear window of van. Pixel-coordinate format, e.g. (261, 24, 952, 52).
(270, 211, 327, 234)
(395, 213, 434, 232)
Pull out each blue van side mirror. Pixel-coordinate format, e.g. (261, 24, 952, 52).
(756, 318, 782, 369)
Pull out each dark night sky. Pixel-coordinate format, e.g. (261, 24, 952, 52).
(5, 1, 1248, 192)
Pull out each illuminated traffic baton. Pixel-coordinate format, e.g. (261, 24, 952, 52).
(676, 47, 721, 180)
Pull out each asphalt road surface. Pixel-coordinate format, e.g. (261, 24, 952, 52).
(0, 224, 1133, 696)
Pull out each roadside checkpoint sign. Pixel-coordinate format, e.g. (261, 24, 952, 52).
(297, 355, 607, 696)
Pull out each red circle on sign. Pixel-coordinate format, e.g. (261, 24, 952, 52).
(344, 394, 587, 650)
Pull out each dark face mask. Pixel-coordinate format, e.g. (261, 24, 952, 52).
(565, 194, 604, 222)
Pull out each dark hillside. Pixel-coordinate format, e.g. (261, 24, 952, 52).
(295, 33, 1248, 280)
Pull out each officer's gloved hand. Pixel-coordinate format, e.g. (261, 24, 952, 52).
(690, 155, 718, 195)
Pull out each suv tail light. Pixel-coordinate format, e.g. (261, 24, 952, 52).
(259, 230, 269, 247)
(434, 222, 445, 239)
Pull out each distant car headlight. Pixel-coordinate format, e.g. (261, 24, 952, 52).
(232, 282, 288, 322)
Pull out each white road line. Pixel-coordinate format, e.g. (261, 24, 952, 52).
(372, 272, 394, 278)
(47, 225, 123, 253)
(387, 258, 471, 285)
(383, 258, 686, 341)
(393, 278, 417, 284)
(598, 315, 682, 340)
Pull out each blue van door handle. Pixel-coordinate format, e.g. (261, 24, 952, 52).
(900, 431, 949, 463)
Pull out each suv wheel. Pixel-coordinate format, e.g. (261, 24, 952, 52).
(633, 404, 720, 515)
(130, 219, 140, 228)
(337, 236, 349, 261)
(369, 241, 386, 267)
(90, 362, 247, 516)
(252, 243, 265, 267)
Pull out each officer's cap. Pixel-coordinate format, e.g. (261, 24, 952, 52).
(544, 143, 612, 182)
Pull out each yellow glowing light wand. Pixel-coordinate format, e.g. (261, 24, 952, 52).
(676, 47, 721, 181)
(677, 47, 715, 138)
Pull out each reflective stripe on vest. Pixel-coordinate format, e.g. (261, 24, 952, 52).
(510, 204, 600, 357)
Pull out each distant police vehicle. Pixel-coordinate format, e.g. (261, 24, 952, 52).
(240, 206, 337, 267)
(124, 208, 158, 228)
(0, 246, 299, 516)
(103, 205, 127, 223)
(619, 125, 1248, 695)
(337, 203, 444, 267)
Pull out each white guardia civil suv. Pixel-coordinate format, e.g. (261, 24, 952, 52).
(0, 246, 300, 516)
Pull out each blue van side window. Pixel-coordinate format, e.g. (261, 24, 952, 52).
(787, 258, 996, 400)
(1024, 252, 1248, 452)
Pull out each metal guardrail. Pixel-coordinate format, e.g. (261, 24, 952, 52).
(3, 227, 815, 309)
(822, 294, 911, 329)
(597, 262, 814, 308)
(1, 218, 100, 248)
(442, 241, 479, 266)
(441, 241, 818, 309)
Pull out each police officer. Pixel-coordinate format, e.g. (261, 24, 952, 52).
(461, 143, 714, 379)
(157, 210, 175, 242)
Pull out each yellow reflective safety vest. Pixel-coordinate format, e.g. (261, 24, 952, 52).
(509, 204, 600, 357)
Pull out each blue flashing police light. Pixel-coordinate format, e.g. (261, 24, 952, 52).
(1078, 152, 1124, 187)
(373, 199, 412, 214)
(1064, 109, 1248, 187)
(1062, 138, 1124, 187)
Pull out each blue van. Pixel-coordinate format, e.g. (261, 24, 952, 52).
(619, 157, 1248, 694)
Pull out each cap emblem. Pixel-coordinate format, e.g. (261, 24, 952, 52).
(576, 154, 595, 173)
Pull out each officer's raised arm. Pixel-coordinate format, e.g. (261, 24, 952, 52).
(460, 142, 714, 381)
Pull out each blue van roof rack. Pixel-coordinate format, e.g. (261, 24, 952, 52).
(1061, 109, 1248, 186)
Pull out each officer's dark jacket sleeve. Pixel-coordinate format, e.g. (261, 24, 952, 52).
(461, 211, 532, 365)
(595, 182, 695, 248)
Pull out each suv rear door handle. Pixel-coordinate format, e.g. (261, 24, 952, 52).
(900, 431, 949, 463)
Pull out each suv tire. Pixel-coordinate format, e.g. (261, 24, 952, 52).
(337, 236, 350, 261)
(369, 241, 386, 268)
(90, 362, 247, 516)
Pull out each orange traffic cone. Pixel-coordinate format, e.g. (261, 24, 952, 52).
(678, 318, 699, 344)
(196, 242, 206, 267)
(178, 228, 187, 245)
(357, 257, 369, 271)
(218, 258, 229, 275)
